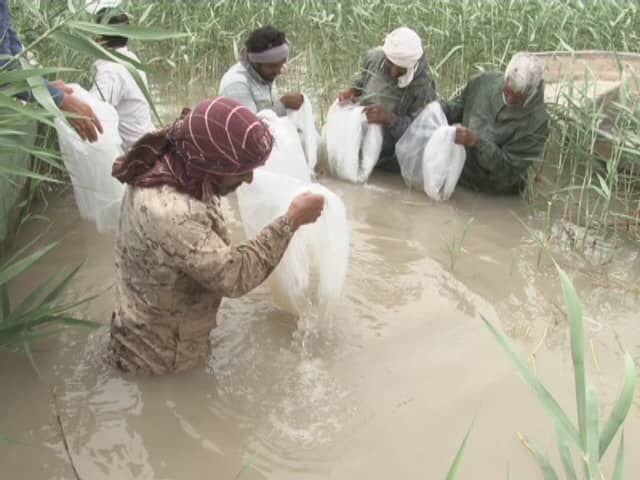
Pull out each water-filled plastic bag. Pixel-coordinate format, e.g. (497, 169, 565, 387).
(54, 83, 124, 232)
(324, 100, 383, 183)
(395, 101, 466, 200)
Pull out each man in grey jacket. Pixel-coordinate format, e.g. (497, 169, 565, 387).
(219, 26, 304, 115)
(338, 27, 437, 172)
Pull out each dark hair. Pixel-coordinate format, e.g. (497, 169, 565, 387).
(96, 8, 129, 49)
(245, 26, 286, 53)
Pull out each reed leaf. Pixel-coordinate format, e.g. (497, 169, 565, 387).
(555, 264, 588, 451)
(599, 354, 637, 459)
(481, 314, 580, 446)
(445, 419, 474, 480)
(585, 382, 600, 480)
(520, 435, 560, 480)
(613, 433, 625, 480)
(556, 422, 578, 480)
(68, 20, 189, 40)
(0, 243, 58, 288)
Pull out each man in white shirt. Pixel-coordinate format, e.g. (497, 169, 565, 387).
(90, 8, 155, 151)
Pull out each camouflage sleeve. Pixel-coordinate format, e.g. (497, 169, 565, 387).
(139, 189, 296, 299)
(182, 215, 295, 298)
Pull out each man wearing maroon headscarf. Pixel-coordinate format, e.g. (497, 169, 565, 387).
(108, 97, 324, 375)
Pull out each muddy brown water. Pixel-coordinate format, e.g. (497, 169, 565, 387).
(1, 169, 639, 480)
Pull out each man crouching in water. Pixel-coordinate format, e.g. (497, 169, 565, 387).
(441, 52, 549, 194)
(108, 97, 324, 375)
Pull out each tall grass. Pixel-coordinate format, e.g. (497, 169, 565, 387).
(9, 0, 640, 246)
(127, 0, 640, 245)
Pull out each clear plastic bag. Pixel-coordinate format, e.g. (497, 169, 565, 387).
(395, 101, 466, 201)
(54, 83, 125, 232)
(324, 100, 383, 183)
(286, 93, 319, 173)
(235, 169, 349, 317)
(257, 109, 311, 182)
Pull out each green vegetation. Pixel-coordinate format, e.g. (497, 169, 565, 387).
(446, 265, 636, 479)
(7, 0, 640, 246)
(0, 239, 98, 372)
(481, 264, 636, 479)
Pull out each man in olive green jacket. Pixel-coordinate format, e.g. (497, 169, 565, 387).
(442, 52, 549, 194)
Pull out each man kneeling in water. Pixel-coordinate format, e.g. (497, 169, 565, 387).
(441, 52, 550, 195)
(219, 26, 305, 114)
(108, 97, 324, 375)
(338, 27, 437, 173)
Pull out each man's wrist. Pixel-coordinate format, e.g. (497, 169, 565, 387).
(385, 112, 396, 128)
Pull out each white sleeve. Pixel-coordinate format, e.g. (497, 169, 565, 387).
(90, 63, 123, 106)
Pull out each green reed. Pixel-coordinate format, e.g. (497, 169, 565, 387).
(8, 0, 640, 245)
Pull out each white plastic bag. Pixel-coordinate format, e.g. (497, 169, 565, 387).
(286, 93, 319, 172)
(395, 101, 466, 201)
(257, 109, 311, 182)
(324, 100, 383, 183)
(54, 83, 125, 232)
(422, 126, 466, 200)
(235, 170, 349, 317)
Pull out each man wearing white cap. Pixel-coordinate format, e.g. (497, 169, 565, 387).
(219, 26, 304, 115)
(89, 5, 156, 151)
(442, 52, 549, 194)
(339, 27, 436, 172)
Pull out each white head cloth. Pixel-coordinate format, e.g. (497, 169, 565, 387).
(247, 43, 289, 64)
(85, 0, 122, 14)
(382, 27, 423, 88)
(505, 52, 544, 104)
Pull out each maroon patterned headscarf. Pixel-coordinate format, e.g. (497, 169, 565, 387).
(112, 97, 274, 200)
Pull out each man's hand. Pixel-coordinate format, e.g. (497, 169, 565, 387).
(286, 192, 325, 230)
(49, 80, 74, 95)
(364, 105, 394, 128)
(454, 125, 479, 147)
(60, 94, 103, 143)
(338, 88, 359, 105)
(280, 93, 304, 110)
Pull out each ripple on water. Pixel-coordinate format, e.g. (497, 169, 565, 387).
(207, 294, 356, 469)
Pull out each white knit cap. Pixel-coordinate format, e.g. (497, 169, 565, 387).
(382, 27, 423, 88)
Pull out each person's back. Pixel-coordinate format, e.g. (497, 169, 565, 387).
(92, 48, 155, 150)
(90, 8, 155, 150)
(111, 185, 222, 374)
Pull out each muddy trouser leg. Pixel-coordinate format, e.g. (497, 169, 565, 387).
(375, 138, 401, 173)
(375, 155, 401, 173)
